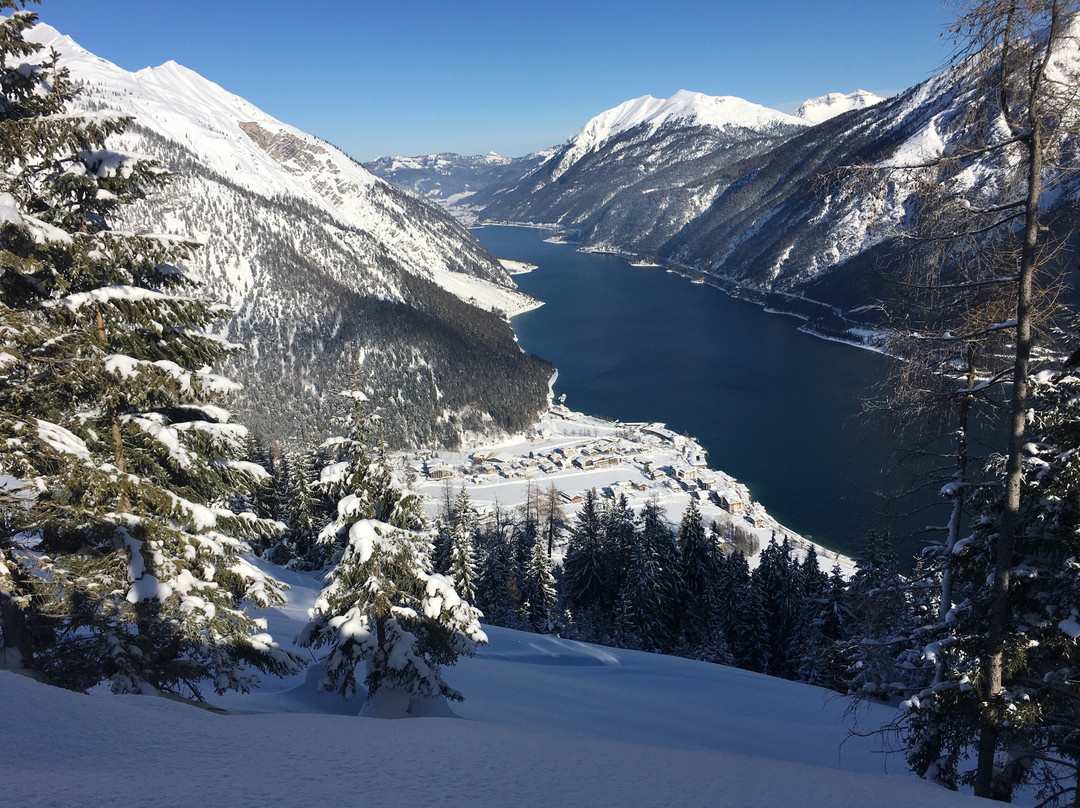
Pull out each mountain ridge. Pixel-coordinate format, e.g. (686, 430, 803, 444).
(29, 22, 554, 447)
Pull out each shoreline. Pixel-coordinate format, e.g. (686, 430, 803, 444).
(475, 221, 887, 355)
(401, 404, 856, 574)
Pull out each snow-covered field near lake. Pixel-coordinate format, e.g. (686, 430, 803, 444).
(1, 558, 987, 808)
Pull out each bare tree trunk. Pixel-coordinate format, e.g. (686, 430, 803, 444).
(973, 112, 1043, 801)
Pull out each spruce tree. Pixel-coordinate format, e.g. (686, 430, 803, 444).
(753, 538, 806, 678)
(0, 2, 298, 695)
(521, 528, 557, 632)
(448, 486, 478, 605)
(843, 531, 913, 699)
(300, 396, 484, 711)
(615, 500, 680, 653)
(678, 499, 724, 655)
(473, 503, 519, 627)
(561, 489, 608, 641)
(907, 367, 1080, 799)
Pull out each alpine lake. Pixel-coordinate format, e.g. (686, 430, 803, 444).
(475, 224, 962, 561)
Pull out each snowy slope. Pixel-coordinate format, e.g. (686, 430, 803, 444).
(472, 91, 808, 256)
(22, 23, 553, 447)
(0, 563, 989, 808)
(794, 90, 884, 124)
(551, 89, 808, 181)
(29, 24, 520, 301)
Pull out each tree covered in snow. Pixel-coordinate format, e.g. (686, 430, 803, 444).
(299, 517, 486, 709)
(300, 395, 484, 710)
(448, 485, 479, 605)
(615, 500, 681, 653)
(473, 503, 522, 628)
(520, 524, 557, 632)
(678, 499, 727, 659)
(561, 489, 609, 641)
(906, 367, 1080, 801)
(0, 0, 298, 696)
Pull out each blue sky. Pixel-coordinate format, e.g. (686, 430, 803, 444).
(35, 0, 953, 161)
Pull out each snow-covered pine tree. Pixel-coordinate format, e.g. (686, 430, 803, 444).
(907, 367, 1080, 800)
(843, 530, 913, 699)
(473, 503, 520, 627)
(601, 493, 635, 616)
(448, 486, 478, 605)
(561, 488, 608, 641)
(677, 499, 726, 657)
(794, 564, 852, 690)
(271, 448, 330, 568)
(521, 527, 557, 632)
(614, 499, 681, 653)
(0, 2, 298, 696)
(716, 550, 768, 672)
(300, 393, 484, 712)
(753, 538, 805, 678)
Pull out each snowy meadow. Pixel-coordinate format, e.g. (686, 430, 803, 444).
(1, 559, 990, 807)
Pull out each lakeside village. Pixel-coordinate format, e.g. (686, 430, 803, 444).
(388, 404, 855, 574)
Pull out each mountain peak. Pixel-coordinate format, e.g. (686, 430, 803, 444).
(794, 90, 884, 125)
(557, 90, 807, 178)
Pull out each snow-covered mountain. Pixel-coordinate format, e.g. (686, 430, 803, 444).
(30, 23, 553, 447)
(794, 89, 884, 124)
(658, 46, 1080, 311)
(464, 90, 809, 257)
(363, 150, 552, 224)
(372, 47, 1080, 336)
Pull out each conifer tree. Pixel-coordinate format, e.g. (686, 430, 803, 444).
(795, 565, 852, 690)
(521, 528, 557, 632)
(907, 367, 1080, 799)
(678, 499, 724, 655)
(0, 2, 298, 695)
(448, 486, 478, 605)
(753, 538, 805, 678)
(300, 395, 484, 711)
(562, 488, 608, 639)
(720, 551, 769, 673)
(843, 531, 913, 698)
(273, 449, 330, 568)
(473, 503, 519, 627)
(615, 500, 681, 653)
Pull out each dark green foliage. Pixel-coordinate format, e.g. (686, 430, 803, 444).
(615, 500, 681, 653)
(753, 538, 807, 678)
(906, 370, 1080, 799)
(678, 499, 725, 654)
(0, 3, 299, 695)
(561, 489, 610, 640)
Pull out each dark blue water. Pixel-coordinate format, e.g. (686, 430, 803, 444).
(476, 225, 932, 559)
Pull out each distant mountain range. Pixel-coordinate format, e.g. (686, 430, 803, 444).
(32, 24, 553, 448)
(367, 69, 1079, 338)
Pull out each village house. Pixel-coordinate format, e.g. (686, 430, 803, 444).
(719, 491, 745, 514)
(425, 460, 454, 481)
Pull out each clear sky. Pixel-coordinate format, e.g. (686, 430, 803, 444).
(33, 0, 954, 162)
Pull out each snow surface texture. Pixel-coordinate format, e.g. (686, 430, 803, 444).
(794, 90, 885, 125)
(0, 556, 988, 808)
